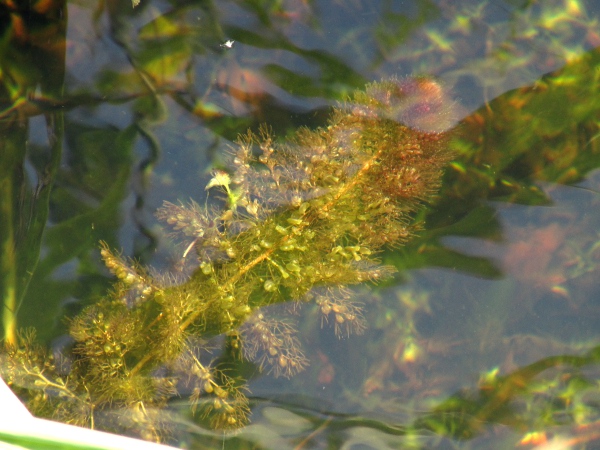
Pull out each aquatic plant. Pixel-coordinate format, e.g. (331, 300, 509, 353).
(1, 76, 454, 441)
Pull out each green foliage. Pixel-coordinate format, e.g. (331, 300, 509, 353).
(1, 76, 453, 440)
(0, 0, 67, 346)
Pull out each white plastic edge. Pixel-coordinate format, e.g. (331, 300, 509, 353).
(0, 377, 179, 450)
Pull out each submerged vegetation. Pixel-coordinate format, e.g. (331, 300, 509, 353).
(3, 0, 600, 448)
(1, 76, 454, 440)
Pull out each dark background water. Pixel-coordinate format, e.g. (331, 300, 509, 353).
(2, 0, 600, 448)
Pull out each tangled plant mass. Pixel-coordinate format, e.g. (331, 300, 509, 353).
(1, 76, 455, 440)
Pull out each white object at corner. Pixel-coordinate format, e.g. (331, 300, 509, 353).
(0, 377, 178, 450)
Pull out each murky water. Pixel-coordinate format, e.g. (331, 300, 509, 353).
(2, 1, 600, 448)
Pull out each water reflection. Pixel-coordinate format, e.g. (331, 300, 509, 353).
(2, 0, 600, 448)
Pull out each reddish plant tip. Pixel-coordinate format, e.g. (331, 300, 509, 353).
(369, 76, 457, 134)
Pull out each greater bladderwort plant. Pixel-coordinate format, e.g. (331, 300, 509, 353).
(2, 76, 454, 441)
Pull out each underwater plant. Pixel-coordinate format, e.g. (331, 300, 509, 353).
(1, 76, 454, 441)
